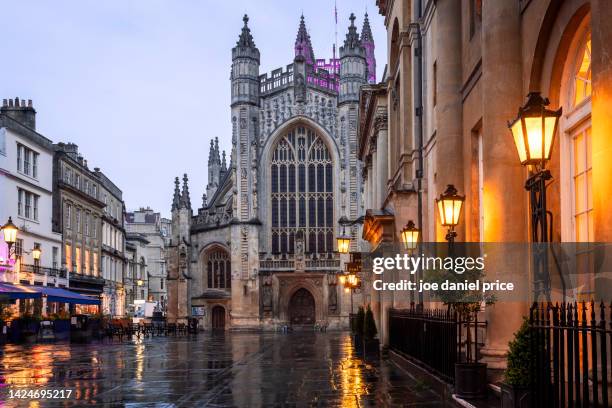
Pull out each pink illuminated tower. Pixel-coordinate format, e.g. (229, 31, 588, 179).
(295, 15, 316, 66)
(361, 13, 376, 84)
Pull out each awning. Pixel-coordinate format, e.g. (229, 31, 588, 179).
(0, 283, 100, 304)
(0, 283, 41, 300)
(37, 286, 100, 305)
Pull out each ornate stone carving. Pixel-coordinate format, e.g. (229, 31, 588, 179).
(374, 111, 388, 132)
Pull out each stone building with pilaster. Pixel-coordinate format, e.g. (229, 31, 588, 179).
(360, 0, 611, 382)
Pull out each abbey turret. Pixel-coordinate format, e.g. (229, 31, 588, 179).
(168, 12, 374, 331)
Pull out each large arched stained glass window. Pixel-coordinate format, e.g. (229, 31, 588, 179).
(206, 249, 231, 289)
(271, 126, 334, 254)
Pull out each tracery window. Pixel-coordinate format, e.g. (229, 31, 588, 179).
(206, 249, 231, 289)
(270, 126, 334, 254)
(573, 33, 591, 107)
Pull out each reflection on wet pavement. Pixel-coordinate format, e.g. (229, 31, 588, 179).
(0, 332, 448, 407)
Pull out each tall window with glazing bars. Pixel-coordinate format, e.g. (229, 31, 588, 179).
(270, 126, 334, 254)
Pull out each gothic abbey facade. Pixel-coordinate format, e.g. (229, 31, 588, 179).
(167, 13, 375, 330)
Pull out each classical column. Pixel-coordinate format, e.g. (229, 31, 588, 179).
(591, 0, 612, 300)
(370, 136, 379, 209)
(376, 113, 389, 206)
(479, 0, 527, 377)
(434, 0, 464, 239)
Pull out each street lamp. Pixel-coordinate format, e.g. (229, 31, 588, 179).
(1, 217, 18, 258)
(509, 92, 561, 168)
(508, 92, 561, 243)
(436, 185, 464, 243)
(32, 243, 42, 261)
(343, 272, 360, 313)
(400, 220, 420, 251)
(137, 279, 143, 286)
(336, 226, 351, 254)
(336, 216, 365, 254)
(509, 92, 561, 300)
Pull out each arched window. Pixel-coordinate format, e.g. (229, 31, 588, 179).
(572, 32, 591, 107)
(206, 249, 231, 289)
(270, 126, 334, 254)
(559, 17, 592, 243)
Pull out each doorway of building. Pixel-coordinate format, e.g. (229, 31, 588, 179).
(289, 288, 315, 327)
(211, 305, 225, 330)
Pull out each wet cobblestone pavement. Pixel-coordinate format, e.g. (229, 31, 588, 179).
(0, 332, 450, 407)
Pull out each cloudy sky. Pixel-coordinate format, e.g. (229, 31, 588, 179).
(2, 1, 386, 217)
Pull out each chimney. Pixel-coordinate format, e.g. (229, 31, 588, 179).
(60, 143, 80, 160)
(1, 97, 36, 130)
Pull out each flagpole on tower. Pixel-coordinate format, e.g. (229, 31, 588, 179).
(333, 0, 338, 73)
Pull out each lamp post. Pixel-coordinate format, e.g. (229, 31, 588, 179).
(336, 216, 364, 254)
(1, 217, 19, 259)
(436, 185, 464, 250)
(343, 272, 360, 314)
(400, 220, 420, 252)
(32, 243, 42, 274)
(508, 91, 561, 243)
(401, 220, 421, 305)
(509, 92, 561, 300)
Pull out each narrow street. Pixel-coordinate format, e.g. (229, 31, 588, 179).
(0, 332, 450, 407)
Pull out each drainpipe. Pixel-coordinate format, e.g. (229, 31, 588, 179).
(411, 0, 424, 306)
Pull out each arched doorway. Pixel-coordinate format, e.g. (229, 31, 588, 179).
(211, 305, 225, 330)
(288, 288, 315, 326)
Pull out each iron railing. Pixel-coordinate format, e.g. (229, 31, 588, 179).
(20, 264, 66, 278)
(530, 301, 611, 407)
(388, 305, 487, 383)
(389, 306, 458, 382)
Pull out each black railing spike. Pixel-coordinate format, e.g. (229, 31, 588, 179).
(574, 301, 579, 322)
(601, 301, 606, 322)
(560, 302, 566, 325)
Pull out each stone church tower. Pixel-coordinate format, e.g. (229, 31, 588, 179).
(167, 13, 373, 330)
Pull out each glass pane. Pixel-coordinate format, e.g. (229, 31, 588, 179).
(289, 198, 296, 227)
(576, 213, 588, 242)
(574, 132, 585, 173)
(299, 197, 306, 227)
(317, 198, 325, 227)
(299, 164, 305, 192)
(288, 164, 295, 192)
(326, 198, 333, 227)
(280, 232, 287, 253)
(272, 165, 278, 193)
(587, 170, 593, 210)
(308, 164, 316, 191)
(574, 174, 586, 214)
(585, 127, 592, 169)
(280, 198, 287, 226)
(272, 199, 278, 227)
(317, 164, 324, 191)
(280, 164, 287, 192)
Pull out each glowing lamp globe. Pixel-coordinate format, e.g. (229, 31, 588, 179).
(436, 185, 464, 227)
(508, 92, 561, 166)
(1, 217, 18, 245)
(401, 220, 420, 250)
(337, 234, 351, 254)
(32, 243, 42, 260)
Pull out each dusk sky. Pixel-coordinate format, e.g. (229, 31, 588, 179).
(2, 1, 386, 217)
